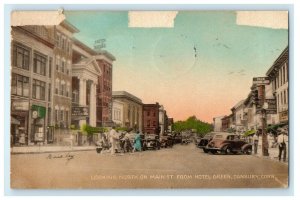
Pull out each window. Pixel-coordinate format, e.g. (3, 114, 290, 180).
(13, 44, 30, 70)
(152, 121, 156, 126)
(48, 83, 51, 101)
(56, 57, 60, 71)
(49, 57, 52, 78)
(61, 60, 65, 73)
(47, 108, 51, 125)
(153, 112, 156, 117)
(147, 120, 150, 127)
(147, 111, 150, 116)
(11, 73, 29, 97)
(60, 82, 65, 96)
(55, 79, 59, 94)
(55, 32, 60, 46)
(280, 92, 283, 106)
(66, 84, 70, 97)
(55, 109, 59, 123)
(60, 110, 64, 121)
(72, 90, 79, 103)
(32, 79, 46, 100)
(65, 110, 69, 124)
(284, 90, 287, 105)
(33, 52, 47, 76)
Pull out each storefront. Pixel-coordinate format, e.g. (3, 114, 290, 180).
(11, 99, 29, 146)
(31, 105, 46, 144)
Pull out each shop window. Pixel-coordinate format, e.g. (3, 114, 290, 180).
(12, 44, 30, 70)
(33, 52, 47, 76)
(32, 79, 46, 100)
(11, 73, 29, 97)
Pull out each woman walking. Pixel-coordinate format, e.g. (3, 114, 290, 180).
(133, 131, 142, 152)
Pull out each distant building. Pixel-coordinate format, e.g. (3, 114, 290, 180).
(167, 118, 174, 132)
(221, 115, 231, 132)
(266, 47, 288, 125)
(213, 116, 225, 132)
(112, 91, 143, 131)
(112, 99, 124, 127)
(231, 100, 246, 134)
(143, 103, 160, 135)
(159, 105, 167, 135)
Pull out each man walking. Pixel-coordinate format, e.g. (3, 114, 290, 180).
(253, 133, 259, 154)
(109, 126, 118, 155)
(277, 130, 288, 162)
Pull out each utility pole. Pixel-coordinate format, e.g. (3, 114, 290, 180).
(258, 85, 269, 156)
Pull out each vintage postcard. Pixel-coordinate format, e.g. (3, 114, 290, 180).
(10, 10, 289, 189)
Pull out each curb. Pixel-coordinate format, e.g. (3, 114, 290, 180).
(10, 148, 96, 155)
(252, 154, 288, 165)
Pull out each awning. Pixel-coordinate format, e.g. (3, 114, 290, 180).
(11, 117, 20, 125)
(243, 129, 256, 137)
(267, 123, 287, 133)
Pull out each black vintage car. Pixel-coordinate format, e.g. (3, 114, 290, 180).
(143, 134, 160, 150)
(160, 134, 173, 148)
(205, 132, 252, 155)
(197, 132, 216, 152)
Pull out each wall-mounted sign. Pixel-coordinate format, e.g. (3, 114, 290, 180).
(253, 77, 270, 85)
(12, 100, 29, 111)
(265, 99, 277, 110)
(279, 110, 288, 122)
(31, 105, 46, 118)
(72, 106, 89, 116)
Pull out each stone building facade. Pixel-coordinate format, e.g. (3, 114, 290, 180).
(112, 91, 143, 131)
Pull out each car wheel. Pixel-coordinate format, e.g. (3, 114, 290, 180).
(210, 150, 216, 154)
(244, 148, 252, 155)
(203, 148, 208, 153)
(223, 146, 231, 155)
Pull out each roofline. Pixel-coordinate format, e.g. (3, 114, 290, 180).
(266, 46, 288, 76)
(72, 37, 116, 61)
(112, 91, 143, 104)
(60, 20, 80, 33)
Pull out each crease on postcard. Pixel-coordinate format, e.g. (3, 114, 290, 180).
(236, 11, 288, 29)
(128, 11, 178, 28)
(11, 10, 65, 26)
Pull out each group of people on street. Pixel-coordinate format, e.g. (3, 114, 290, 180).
(251, 128, 288, 162)
(102, 126, 142, 155)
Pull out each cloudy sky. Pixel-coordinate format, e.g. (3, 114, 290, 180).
(65, 11, 288, 123)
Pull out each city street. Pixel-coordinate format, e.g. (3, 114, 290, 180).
(11, 143, 288, 189)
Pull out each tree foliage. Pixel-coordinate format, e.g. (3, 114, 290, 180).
(81, 124, 108, 135)
(172, 116, 213, 137)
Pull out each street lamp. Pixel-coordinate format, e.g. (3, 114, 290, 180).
(261, 102, 269, 156)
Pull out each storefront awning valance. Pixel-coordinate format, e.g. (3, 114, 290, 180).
(243, 129, 256, 137)
(11, 117, 20, 125)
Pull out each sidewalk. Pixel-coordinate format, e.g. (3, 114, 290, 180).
(252, 144, 289, 165)
(11, 145, 96, 154)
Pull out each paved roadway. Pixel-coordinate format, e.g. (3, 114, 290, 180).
(11, 143, 288, 189)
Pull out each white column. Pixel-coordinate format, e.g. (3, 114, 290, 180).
(79, 77, 87, 127)
(89, 82, 97, 127)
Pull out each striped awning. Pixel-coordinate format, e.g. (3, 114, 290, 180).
(11, 117, 20, 125)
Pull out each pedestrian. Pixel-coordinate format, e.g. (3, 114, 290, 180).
(277, 130, 288, 162)
(253, 133, 259, 154)
(109, 126, 118, 155)
(133, 131, 142, 152)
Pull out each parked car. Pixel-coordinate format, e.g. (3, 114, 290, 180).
(205, 132, 252, 155)
(181, 131, 192, 145)
(160, 134, 173, 148)
(173, 133, 182, 144)
(197, 132, 216, 152)
(143, 134, 160, 150)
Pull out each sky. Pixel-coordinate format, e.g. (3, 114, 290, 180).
(65, 11, 288, 123)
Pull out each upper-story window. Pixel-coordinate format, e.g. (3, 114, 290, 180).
(32, 79, 46, 100)
(49, 57, 52, 78)
(33, 52, 47, 76)
(12, 44, 30, 70)
(61, 60, 65, 73)
(56, 57, 60, 71)
(11, 73, 29, 97)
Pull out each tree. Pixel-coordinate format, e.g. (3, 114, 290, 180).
(172, 116, 213, 137)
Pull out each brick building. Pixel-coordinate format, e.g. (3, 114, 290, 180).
(142, 103, 160, 135)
